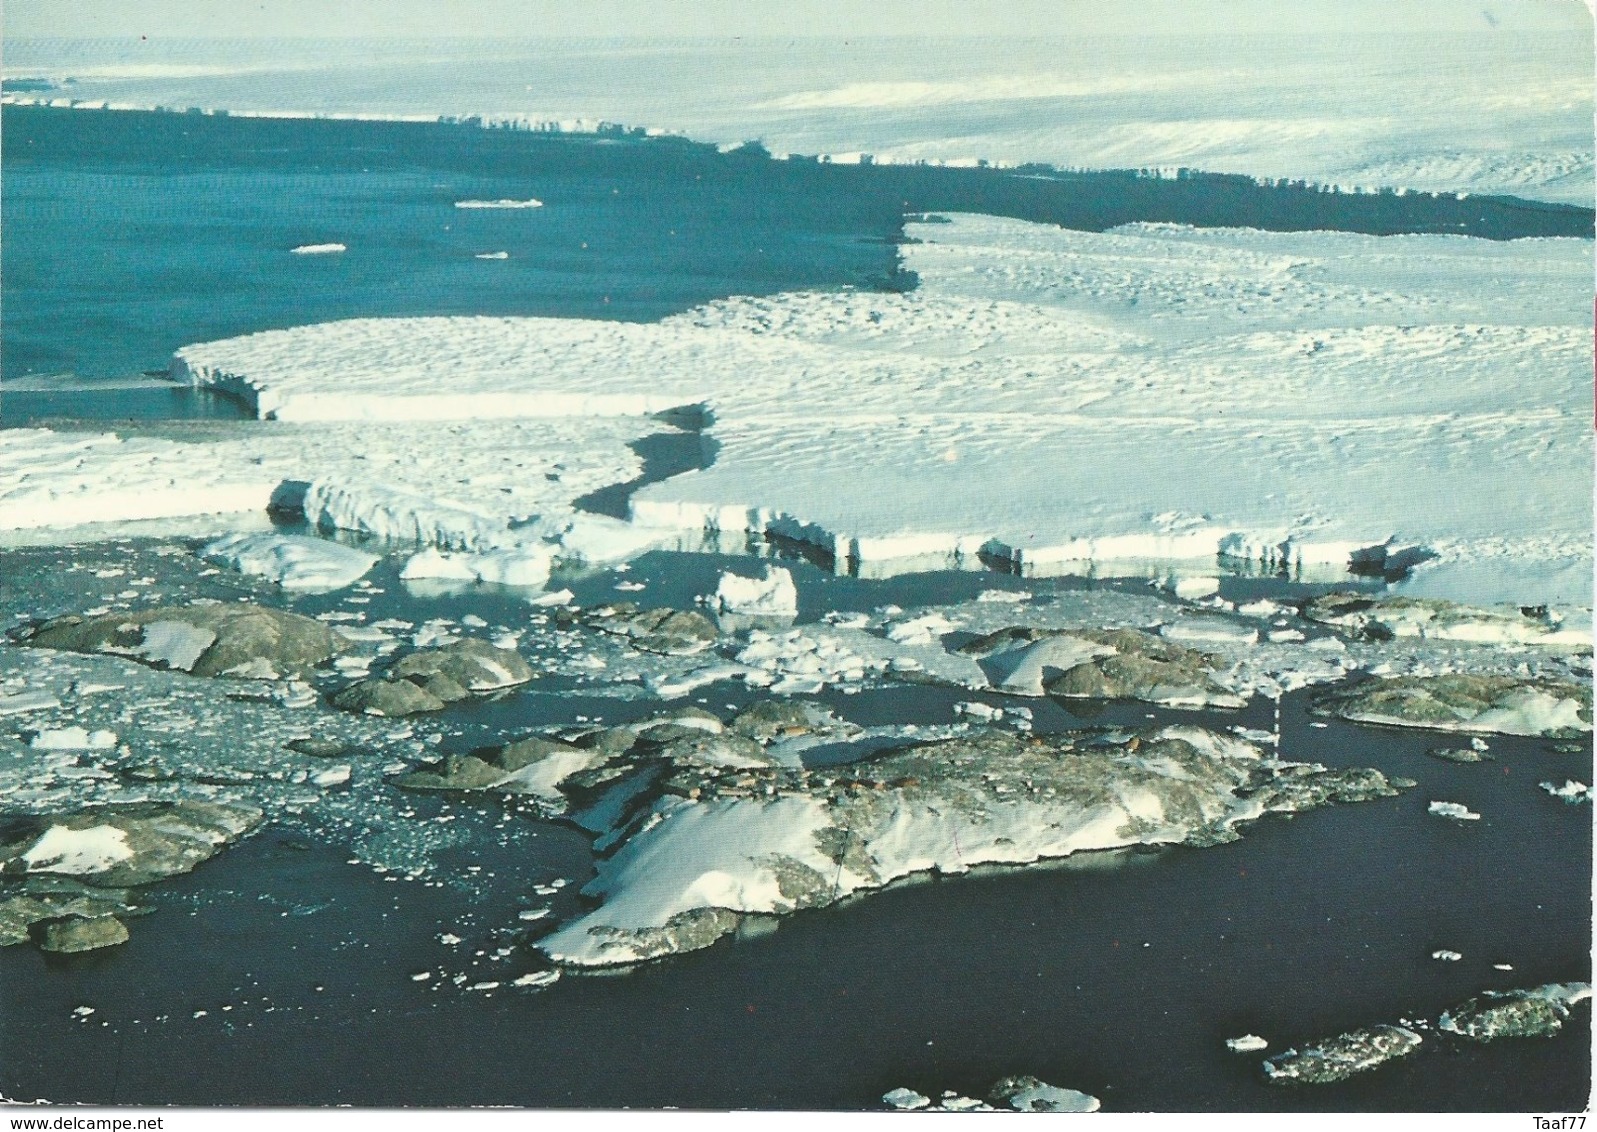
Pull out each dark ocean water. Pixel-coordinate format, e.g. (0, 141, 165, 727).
(0, 682, 1587, 1111)
(0, 542, 1589, 1111)
(3, 103, 1589, 396)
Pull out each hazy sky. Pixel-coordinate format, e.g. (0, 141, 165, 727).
(6, 0, 1591, 39)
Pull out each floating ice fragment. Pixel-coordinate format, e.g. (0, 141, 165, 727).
(882, 1088, 931, 1110)
(1160, 615, 1258, 645)
(29, 727, 117, 751)
(1539, 779, 1591, 803)
(1162, 575, 1220, 600)
(886, 613, 956, 646)
(291, 243, 346, 254)
(512, 970, 560, 988)
(517, 908, 551, 922)
(1226, 1034, 1268, 1052)
(410, 972, 433, 982)
(0, 691, 62, 715)
(975, 589, 1029, 604)
(400, 546, 553, 588)
(475, 251, 510, 259)
(1432, 950, 1463, 962)
(714, 567, 798, 616)
(309, 765, 352, 788)
(1428, 801, 1481, 821)
(455, 199, 542, 209)
(201, 532, 377, 592)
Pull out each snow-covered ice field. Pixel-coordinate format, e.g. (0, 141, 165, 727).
(9, 213, 1579, 606)
(5, 15, 1592, 203)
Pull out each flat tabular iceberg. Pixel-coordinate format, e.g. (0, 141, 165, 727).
(454, 198, 542, 209)
(155, 214, 1592, 607)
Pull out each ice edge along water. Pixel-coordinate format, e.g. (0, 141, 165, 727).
(3, 214, 1591, 608)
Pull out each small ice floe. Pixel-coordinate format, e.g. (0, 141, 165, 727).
(1226, 1034, 1268, 1052)
(646, 663, 751, 699)
(529, 589, 574, 607)
(71, 1006, 95, 1018)
(823, 611, 871, 628)
(1160, 614, 1258, 646)
(1160, 575, 1220, 600)
(1470, 737, 1491, 752)
(1267, 629, 1306, 643)
(0, 690, 61, 716)
(274, 682, 319, 710)
(461, 614, 488, 628)
(410, 971, 433, 982)
(1432, 950, 1463, 962)
(1428, 801, 1481, 821)
(937, 1094, 988, 1112)
(714, 567, 798, 616)
(976, 589, 1029, 604)
(1539, 779, 1592, 803)
(468, 981, 500, 992)
(309, 765, 352, 788)
(438, 933, 463, 946)
(400, 546, 554, 588)
(201, 532, 377, 592)
(28, 727, 117, 751)
(955, 701, 1003, 723)
(885, 612, 956, 646)
(517, 908, 550, 922)
(1229, 727, 1278, 745)
(614, 581, 646, 592)
(882, 1087, 931, 1111)
(474, 251, 510, 259)
(291, 242, 346, 254)
(511, 970, 560, 989)
(1493, 963, 1514, 971)
(455, 198, 542, 209)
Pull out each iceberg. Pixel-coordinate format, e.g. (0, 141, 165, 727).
(399, 546, 554, 588)
(200, 531, 378, 592)
(714, 567, 798, 616)
(454, 198, 542, 209)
